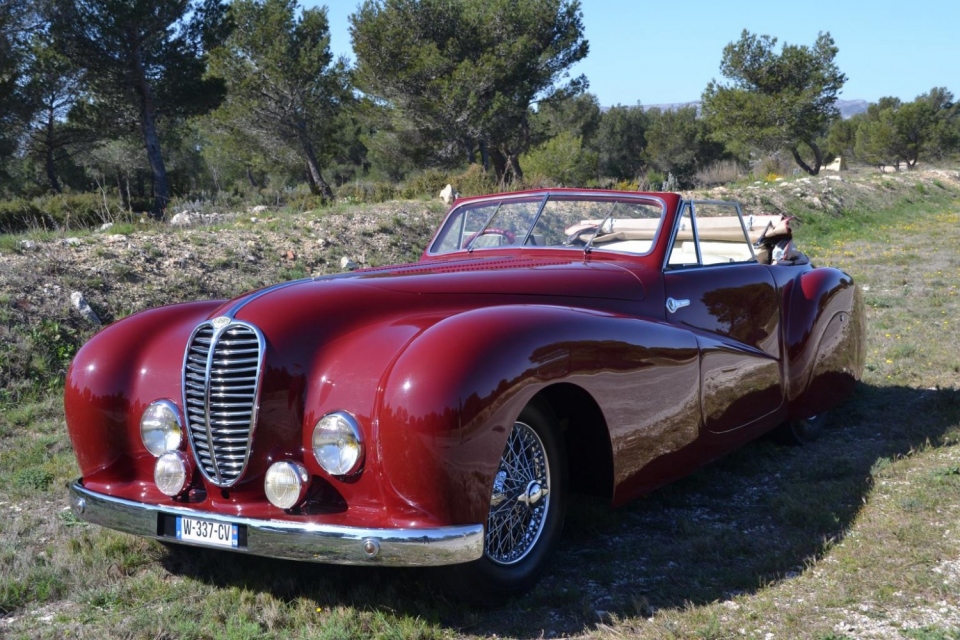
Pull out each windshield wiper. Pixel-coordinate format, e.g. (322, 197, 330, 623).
(583, 202, 619, 255)
(465, 202, 504, 253)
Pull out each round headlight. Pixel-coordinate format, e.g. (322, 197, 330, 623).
(155, 451, 190, 497)
(141, 400, 182, 457)
(264, 461, 309, 509)
(312, 411, 364, 476)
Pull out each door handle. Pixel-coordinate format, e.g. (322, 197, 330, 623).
(666, 297, 690, 314)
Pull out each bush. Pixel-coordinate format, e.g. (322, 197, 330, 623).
(0, 193, 128, 234)
(449, 164, 497, 197)
(335, 181, 399, 204)
(400, 169, 451, 200)
(520, 132, 598, 187)
(695, 160, 744, 188)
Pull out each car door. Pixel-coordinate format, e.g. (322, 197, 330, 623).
(662, 201, 784, 434)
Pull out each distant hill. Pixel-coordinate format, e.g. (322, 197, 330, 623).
(837, 99, 869, 119)
(617, 98, 869, 119)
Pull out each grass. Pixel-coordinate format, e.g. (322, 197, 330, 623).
(1, 173, 960, 637)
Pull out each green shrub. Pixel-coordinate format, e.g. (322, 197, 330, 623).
(400, 169, 451, 199)
(13, 468, 55, 492)
(335, 180, 399, 203)
(0, 193, 129, 234)
(448, 163, 497, 197)
(520, 131, 597, 187)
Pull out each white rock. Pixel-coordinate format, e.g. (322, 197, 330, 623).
(19, 240, 36, 251)
(106, 234, 127, 244)
(70, 291, 101, 326)
(169, 212, 197, 226)
(340, 256, 359, 271)
(99, 222, 114, 231)
(63, 237, 81, 246)
(439, 184, 459, 205)
(250, 205, 268, 214)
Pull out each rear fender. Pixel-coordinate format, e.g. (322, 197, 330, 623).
(783, 268, 865, 416)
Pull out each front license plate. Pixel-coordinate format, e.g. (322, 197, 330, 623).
(176, 516, 238, 548)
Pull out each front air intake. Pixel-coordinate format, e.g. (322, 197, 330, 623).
(182, 319, 264, 487)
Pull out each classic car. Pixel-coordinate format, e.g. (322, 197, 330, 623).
(65, 189, 865, 600)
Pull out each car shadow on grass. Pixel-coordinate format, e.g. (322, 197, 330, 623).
(158, 382, 960, 638)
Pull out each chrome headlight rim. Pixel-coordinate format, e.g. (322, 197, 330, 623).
(312, 411, 365, 477)
(264, 461, 310, 510)
(140, 399, 183, 457)
(154, 451, 191, 497)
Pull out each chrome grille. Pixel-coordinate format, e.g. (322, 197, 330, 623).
(183, 320, 264, 487)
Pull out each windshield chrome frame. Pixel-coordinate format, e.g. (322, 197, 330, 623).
(426, 191, 669, 258)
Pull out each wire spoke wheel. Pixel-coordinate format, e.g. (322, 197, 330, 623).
(485, 420, 551, 565)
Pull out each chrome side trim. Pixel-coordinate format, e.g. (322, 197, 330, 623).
(68, 481, 484, 567)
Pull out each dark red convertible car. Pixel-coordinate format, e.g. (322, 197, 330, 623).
(65, 190, 864, 599)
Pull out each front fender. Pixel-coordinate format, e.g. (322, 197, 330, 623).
(376, 304, 701, 525)
(65, 300, 224, 488)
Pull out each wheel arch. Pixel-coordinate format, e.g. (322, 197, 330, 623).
(532, 383, 614, 502)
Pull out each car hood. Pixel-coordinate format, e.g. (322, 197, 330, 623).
(210, 254, 646, 323)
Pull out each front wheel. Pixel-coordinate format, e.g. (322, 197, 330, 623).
(439, 401, 567, 603)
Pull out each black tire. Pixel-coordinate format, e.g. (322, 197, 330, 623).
(771, 413, 827, 446)
(439, 400, 567, 604)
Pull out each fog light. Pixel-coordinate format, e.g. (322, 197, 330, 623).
(264, 461, 309, 509)
(312, 411, 364, 476)
(141, 400, 182, 457)
(155, 451, 190, 497)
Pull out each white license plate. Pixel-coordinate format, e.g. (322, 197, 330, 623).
(176, 516, 238, 548)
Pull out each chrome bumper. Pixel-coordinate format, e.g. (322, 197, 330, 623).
(68, 481, 484, 566)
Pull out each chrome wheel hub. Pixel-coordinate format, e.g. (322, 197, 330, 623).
(485, 421, 551, 565)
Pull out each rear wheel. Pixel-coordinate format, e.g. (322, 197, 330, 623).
(772, 413, 827, 445)
(441, 401, 567, 603)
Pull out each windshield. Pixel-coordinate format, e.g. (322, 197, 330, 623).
(429, 193, 665, 256)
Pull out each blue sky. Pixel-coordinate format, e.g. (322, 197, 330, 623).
(311, 0, 958, 107)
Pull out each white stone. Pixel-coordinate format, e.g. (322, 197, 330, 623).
(439, 184, 459, 205)
(169, 212, 197, 226)
(70, 291, 101, 326)
(823, 156, 847, 171)
(99, 222, 114, 231)
(340, 256, 359, 271)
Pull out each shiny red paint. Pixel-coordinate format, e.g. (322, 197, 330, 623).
(65, 189, 865, 541)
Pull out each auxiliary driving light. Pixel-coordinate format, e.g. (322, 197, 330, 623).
(264, 461, 310, 509)
(154, 451, 190, 497)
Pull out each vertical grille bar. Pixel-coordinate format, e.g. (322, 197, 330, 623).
(182, 319, 264, 487)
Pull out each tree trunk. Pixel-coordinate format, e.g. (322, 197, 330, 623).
(504, 152, 524, 183)
(491, 149, 506, 182)
(479, 140, 490, 172)
(297, 128, 333, 200)
(44, 107, 62, 194)
(130, 39, 170, 218)
(246, 166, 260, 189)
(789, 141, 824, 176)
